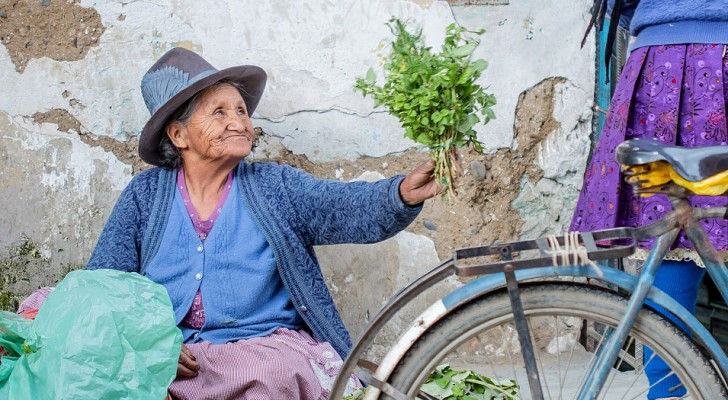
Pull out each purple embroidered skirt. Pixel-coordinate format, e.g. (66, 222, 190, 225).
(570, 44, 728, 252)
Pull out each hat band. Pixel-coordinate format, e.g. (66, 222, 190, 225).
(188, 69, 218, 86)
(142, 67, 220, 116)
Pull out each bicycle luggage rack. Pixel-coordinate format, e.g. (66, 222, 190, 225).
(448, 228, 636, 400)
(334, 229, 639, 400)
(452, 227, 636, 277)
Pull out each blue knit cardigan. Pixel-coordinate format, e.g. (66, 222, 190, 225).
(609, 0, 728, 49)
(86, 161, 422, 358)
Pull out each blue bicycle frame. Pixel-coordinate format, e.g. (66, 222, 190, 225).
(330, 204, 728, 400)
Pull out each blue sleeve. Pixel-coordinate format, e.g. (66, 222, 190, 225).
(85, 173, 154, 272)
(280, 166, 422, 246)
(608, 0, 639, 30)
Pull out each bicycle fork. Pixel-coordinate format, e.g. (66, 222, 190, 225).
(577, 230, 679, 400)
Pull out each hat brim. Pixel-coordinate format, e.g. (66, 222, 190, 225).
(139, 65, 267, 166)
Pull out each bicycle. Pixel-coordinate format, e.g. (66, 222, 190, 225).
(330, 138, 728, 400)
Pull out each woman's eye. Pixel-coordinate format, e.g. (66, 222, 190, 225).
(214, 108, 225, 116)
(237, 107, 247, 116)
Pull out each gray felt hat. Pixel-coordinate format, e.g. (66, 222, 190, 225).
(139, 47, 266, 166)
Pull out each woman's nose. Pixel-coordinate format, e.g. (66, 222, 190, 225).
(227, 115, 245, 131)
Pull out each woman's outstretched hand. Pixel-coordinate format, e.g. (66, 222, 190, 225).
(399, 160, 444, 206)
(177, 344, 200, 378)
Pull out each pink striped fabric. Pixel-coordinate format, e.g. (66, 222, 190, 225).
(16, 287, 54, 313)
(169, 328, 362, 400)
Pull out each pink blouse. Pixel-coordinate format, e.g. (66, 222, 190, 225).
(177, 167, 233, 329)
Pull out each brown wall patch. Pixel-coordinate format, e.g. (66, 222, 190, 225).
(0, 0, 105, 72)
(31, 108, 148, 173)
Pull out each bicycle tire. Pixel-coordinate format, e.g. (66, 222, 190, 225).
(386, 282, 726, 399)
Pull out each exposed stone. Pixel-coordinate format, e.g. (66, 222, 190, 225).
(423, 220, 437, 231)
(470, 160, 487, 181)
(31, 108, 83, 134)
(0, 0, 105, 72)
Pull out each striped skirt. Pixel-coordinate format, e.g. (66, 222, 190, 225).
(168, 328, 362, 400)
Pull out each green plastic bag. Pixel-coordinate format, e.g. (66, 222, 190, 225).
(0, 269, 183, 399)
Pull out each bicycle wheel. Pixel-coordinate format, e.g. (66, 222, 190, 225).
(386, 282, 726, 399)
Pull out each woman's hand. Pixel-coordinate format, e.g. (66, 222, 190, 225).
(399, 160, 444, 206)
(177, 344, 200, 378)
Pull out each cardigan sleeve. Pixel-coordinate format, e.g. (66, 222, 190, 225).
(85, 170, 157, 272)
(278, 165, 422, 246)
(608, 0, 639, 30)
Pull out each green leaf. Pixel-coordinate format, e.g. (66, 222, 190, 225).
(431, 111, 443, 123)
(450, 40, 478, 58)
(457, 114, 480, 134)
(415, 132, 434, 146)
(421, 381, 454, 398)
(472, 59, 489, 73)
(483, 107, 496, 122)
(366, 67, 376, 84)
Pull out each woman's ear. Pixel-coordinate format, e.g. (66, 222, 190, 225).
(166, 121, 189, 150)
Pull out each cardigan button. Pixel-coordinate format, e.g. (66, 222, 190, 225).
(195, 272, 203, 280)
(196, 245, 204, 253)
(298, 306, 308, 313)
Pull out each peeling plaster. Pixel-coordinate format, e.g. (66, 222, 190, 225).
(402, 0, 436, 8)
(31, 108, 147, 173)
(0, 111, 131, 271)
(511, 77, 592, 239)
(3, 112, 130, 197)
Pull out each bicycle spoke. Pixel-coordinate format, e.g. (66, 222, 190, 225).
(574, 324, 609, 396)
(555, 315, 563, 400)
(600, 335, 634, 400)
(642, 371, 680, 400)
(620, 347, 649, 400)
(480, 326, 510, 393)
(527, 317, 553, 400)
(558, 322, 579, 400)
(626, 351, 660, 400)
(501, 324, 523, 397)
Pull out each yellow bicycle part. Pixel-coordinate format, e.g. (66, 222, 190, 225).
(623, 160, 728, 196)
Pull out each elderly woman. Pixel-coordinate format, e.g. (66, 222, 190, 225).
(84, 47, 441, 399)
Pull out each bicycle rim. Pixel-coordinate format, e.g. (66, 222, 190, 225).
(386, 282, 726, 400)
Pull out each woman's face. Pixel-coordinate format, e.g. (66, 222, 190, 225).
(170, 83, 254, 165)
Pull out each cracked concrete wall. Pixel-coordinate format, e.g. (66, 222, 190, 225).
(0, 0, 595, 356)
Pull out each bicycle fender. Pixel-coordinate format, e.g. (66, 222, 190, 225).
(369, 265, 728, 393)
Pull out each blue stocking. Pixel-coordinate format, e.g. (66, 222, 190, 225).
(643, 259, 705, 399)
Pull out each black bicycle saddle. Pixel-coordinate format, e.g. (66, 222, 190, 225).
(616, 138, 728, 182)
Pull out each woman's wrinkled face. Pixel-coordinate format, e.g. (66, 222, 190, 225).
(172, 83, 254, 164)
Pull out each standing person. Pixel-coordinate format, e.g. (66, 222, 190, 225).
(571, 1, 728, 399)
(85, 47, 442, 399)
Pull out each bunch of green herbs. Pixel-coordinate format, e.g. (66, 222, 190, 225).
(343, 364, 519, 400)
(355, 19, 496, 198)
